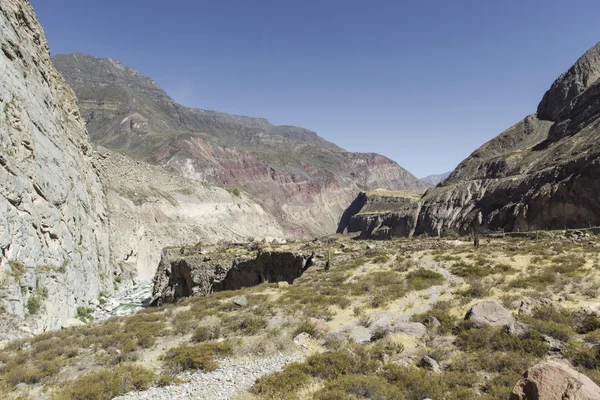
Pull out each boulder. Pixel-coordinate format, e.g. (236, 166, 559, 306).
(417, 356, 440, 373)
(277, 281, 290, 289)
(510, 361, 600, 400)
(424, 316, 442, 332)
(390, 322, 428, 339)
(518, 297, 557, 317)
(465, 301, 515, 328)
(233, 296, 248, 307)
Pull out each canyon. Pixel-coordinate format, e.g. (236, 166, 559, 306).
(343, 41, 600, 239)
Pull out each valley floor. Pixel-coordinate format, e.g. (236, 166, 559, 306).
(2, 232, 600, 399)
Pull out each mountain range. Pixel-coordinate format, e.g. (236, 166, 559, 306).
(52, 53, 429, 237)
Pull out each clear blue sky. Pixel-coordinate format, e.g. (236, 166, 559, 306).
(30, 0, 600, 177)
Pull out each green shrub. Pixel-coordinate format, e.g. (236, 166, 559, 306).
(314, 374, 403, 400)
(52, 364, 155, 400)
(191, 325, 221, 342)
(8, 259, 25, 279)
(454, 324, 548, 357)
(410, 301, 456, 334)
(27, 296, 42, 314)
(76, 306, 94, 323)
(455, 281, 491, 299)
(405, 269, 444, 290)
(252, 363, 311, 399)
(162, 340, 234, 372)
(305, 347, 379, 379)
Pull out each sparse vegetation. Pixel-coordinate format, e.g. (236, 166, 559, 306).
(2, 235, 600, 399)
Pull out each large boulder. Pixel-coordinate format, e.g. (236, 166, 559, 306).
(465, 301, 515, 328)
(510, 361, 600, 400)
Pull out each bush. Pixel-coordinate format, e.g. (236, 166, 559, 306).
(162, 340, 234, 372)
(455, 281, 491, 299)
(305, 347, 379, 379)
(27, 296, 42, 314)
(52, 364, 155, 400)
(410, 301, 456, 334)
(252, 363, 310, 399)
(76, 307, 94, 323)
(191, 325, 221, 342)
(454, 324, 548, 357)
(314, 374, 403, 400)
(406, 269, 444, 290)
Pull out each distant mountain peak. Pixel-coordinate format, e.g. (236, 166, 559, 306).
(420, 171, 451, 186)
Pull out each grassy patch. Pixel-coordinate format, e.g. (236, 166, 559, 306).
(405, 269, 444, 290)
(52, 364, 155, 400)
(162, 340, 235, 373)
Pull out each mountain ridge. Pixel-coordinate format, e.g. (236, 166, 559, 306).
(52, 52, 430, 236)
(342, 41, 600, 239)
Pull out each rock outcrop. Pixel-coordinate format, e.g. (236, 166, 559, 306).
(344, 41, 600, 239)
(338, 189, 422, 238)
(151, 246, 314, 305)
(510, 361, 600, 400)
(52, 53, 430, 237)
(0, 0, 120, 339)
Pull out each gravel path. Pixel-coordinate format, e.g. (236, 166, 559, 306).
(114, 352, 305, 400)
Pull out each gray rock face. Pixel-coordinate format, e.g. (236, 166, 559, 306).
(537, 42, 600, 122)
(465, 301, 514, 328)
(0, 0, 119, 339)
(151, 246, 314, 304)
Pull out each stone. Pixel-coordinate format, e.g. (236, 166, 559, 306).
(293, 332, 312, 348)
(424, 316, 441, 331)
(510, 361, 600, 400)
(308, 318, 331, 336)
(518, 297, 557, 317)
(418, 356, 440, 373)
(389, 322, 428, 339)
(233, 296, 248, 307)
(505, 321, 530, 337)
(277, 281, 290, 289)
(465, 301, 515, 328)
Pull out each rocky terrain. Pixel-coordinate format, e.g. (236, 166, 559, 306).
(345, 42, 600, 239)
(3, 233, 600, 399)
(52, 53, 430, 237)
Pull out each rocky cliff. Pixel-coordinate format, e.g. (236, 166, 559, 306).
(151, 245, 314, 305)
(0, 0, 120, 339)
(52, 54, 430, 237)
(345, 42, 600, 238)
(0, 0, 288, 339)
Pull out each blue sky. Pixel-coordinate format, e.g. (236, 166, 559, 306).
(30, 0, 600, 177)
